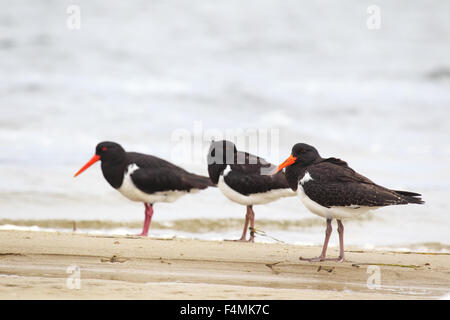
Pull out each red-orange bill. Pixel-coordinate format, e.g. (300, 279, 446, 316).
(74, 154, 100, 177)
(275, 155, 297, 173)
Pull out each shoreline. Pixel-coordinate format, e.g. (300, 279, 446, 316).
(0, 219, 448, 254)
(0, 230, 449, 299)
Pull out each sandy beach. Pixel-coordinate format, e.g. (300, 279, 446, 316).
(0, 230, 448, 300)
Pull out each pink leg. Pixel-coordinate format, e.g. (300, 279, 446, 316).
(300, 219, 345, 262)
(247, 206, 255, 243)
(136, 203, 154, 236)
(301, 218, 332, 262)
(336, 220, 345, 262)
(226, 205, 252, 242)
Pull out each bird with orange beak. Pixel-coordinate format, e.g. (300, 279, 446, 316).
(74, 141, 214, 236)
(275, 143, 424, 262)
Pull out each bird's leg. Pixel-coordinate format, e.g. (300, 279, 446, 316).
(240, 205, 251, 240)
(247, 205, 255, 243)
(301, 219, 345, 262)
(137, 203, 154, 236)
(318, 221, 345, 261)
(335, 220, 345, 262)
(301, 218, 332, 262)
(225, 205, 251, 242)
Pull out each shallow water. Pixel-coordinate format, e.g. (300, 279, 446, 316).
(0, 1, 449, 251)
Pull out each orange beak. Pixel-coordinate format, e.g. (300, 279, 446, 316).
(275, 155, 297, 173)
(74, 154, 100, 177)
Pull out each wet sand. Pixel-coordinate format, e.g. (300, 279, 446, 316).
(0, 230, 448, 299)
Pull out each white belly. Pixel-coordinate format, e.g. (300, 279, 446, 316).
(117, 164, 197, 203)
(297, 185, 379, 220)
(218, 176, 296, 206)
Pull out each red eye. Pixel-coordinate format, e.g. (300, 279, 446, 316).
(102, 147, 108, 151)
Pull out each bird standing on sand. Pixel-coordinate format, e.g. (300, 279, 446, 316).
(74, 141, 214, 236)
(275, 143, 424, 262)
(207, 140, 297, 242)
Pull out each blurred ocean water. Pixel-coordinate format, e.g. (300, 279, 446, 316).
(0, 0, 449, 250)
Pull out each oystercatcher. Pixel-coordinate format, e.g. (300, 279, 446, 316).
(275, 143, 424, 262)
(74, 141, 214, 236)
(207, 140, 296, 242)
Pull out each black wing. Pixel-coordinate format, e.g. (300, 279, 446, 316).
(231, 151, 274, 174)
(224, 170, 290, 196)
(128, 152, 213, 193)
(225, 151, 290, 196)
(303, 160, 423, 207)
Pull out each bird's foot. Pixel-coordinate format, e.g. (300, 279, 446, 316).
(225, 237, 248, 242)
(133, 232, 148, 237)
(300, 256, 344, 263)
(300, 256, 325, 262)
(326, 256, 345, 263)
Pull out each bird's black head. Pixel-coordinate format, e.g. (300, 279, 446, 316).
(74, 141, 126, 177)
(290, 143, 321, 167)
(95, 141, 126, 163)
(274, 143, 321, 191)
(207, 140, 237, 184)
(275, 143, 321, 173)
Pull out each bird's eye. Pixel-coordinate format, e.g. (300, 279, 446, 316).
(102, 147, 108, 151)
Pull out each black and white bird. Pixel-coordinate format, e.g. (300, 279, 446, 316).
(275, 143, 424, 262)
(74, 141, 214, 236)
(207, 140, 297, 242)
